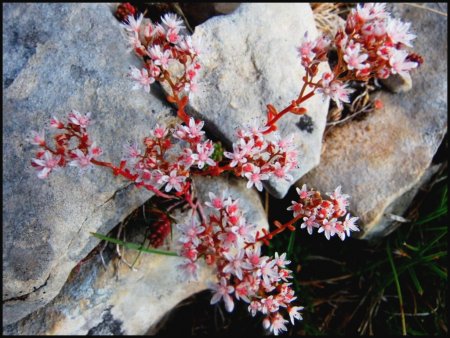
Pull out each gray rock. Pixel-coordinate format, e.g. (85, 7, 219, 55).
(380, 73, 413, 93)
(3, 3, 174, 324)
(2, 176, 269, 335)
(298, 3, 447, 240)
(183, 3, 330, 199)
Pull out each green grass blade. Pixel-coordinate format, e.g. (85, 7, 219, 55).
(386, 240, 407, 335)
(426, 264, 447, 280)
(414, 207, 448, 225)
(422, 226, 448, 232)
(440, 184, 447, 208)
(407, 267, 424, 295)
(421, 232, 448, 254)
(91, 232, 179, 257)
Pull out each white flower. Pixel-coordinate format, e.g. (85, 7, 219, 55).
(343, 213, 360, 237)
(288, 306, 304, 324)
(244, 166, 269, 192)
(343, 43, 369, 70)
(121, 14, 143, 33)
(386, 18, 416, 47)
(32, 150, 61, 179)
(161, 13, 185, 32)
(68, 149, 93, 172)
(210, 277, 235, 312)
(163, 169, 186, 192)
(129, 66, 154, 93)
(388, 48, 418, 77)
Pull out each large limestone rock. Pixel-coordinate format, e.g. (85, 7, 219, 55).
(184, 3, 330, 199)
(2, 3, 174, 324)
(3, 176, 269, 335)
(298, 3, 447, 240)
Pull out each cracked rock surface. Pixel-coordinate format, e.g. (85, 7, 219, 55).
(2, 3, 173, 324)
(2, 176, 268, 335)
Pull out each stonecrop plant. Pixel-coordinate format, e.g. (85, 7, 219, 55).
(30, 3, 421, 335)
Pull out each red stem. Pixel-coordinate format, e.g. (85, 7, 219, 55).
(245, 213, 304, 249)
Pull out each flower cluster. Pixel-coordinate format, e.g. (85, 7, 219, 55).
(120, 10, 201, 98)
(288, 184, 359, 240)
(176, 192, 303, 335)
(224, 126, 299, 191)
(31, 112, 298, 203)
(112, 117, 218, 195)
(30, 111, 102, 179)
(296, 2, 421, 109)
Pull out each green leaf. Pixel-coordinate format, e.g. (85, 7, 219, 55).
(91, 232, 179, 257)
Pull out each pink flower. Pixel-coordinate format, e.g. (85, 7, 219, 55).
(343, 213, 360, 238)
(217, 229, 239, 248)
(353, 3, 387, 22)
(161, 13, 185, 32)
(210, 277, 235, 312)
(179, 148, 197, 168)
(243, 246, 262, 268)
(288, 306, 304, 324)
(163, 169, 186, 192)
(317, 218, 337, 240)
(260, 295, 280, 314)
(135, 169, 153, 185)
(129, 66, 155, 93)
(231, 218, 257, 244)
(166, 28, 180, 44)
(297, 32, 316, 66)
(29, 130, 46, 146)
(178, 258, 199, 281)
(258, 258, 278, 286)
(177, 218, 205, 246)
(31, 150, 61, 179)
(386, 18, 416, 47)
(69, 149, 93, 171)
(234, 281, 251, 303)
(296, 184, 313, 200)
(327, 185, 350, 213)
(318, 80, 355, 109)
(195, 141, 216, 169)
(224, 143, 247, 168)
(388, 49, 418, 77)
(148, 45, 172, 70)
(186, 118, 205, 139)
(68, 110, 91, 129)
(205, 191, 226, 210)
(269, 313, 288, 336)
(121, 14, 143, 34)
(287, 200, 304, 218)
(300, 215, 319, 235)
(50, 117, 64, 129)
(343, 43, 369, 70)
(223, 249, 246, 280)
(274, 252, 291, 268)
(175, 118, 205, 141)
(152, 123, 168, 139)
(248, 300, 261, 317)
(122, 141, 141, 163)
(244, 166, 269, 192)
